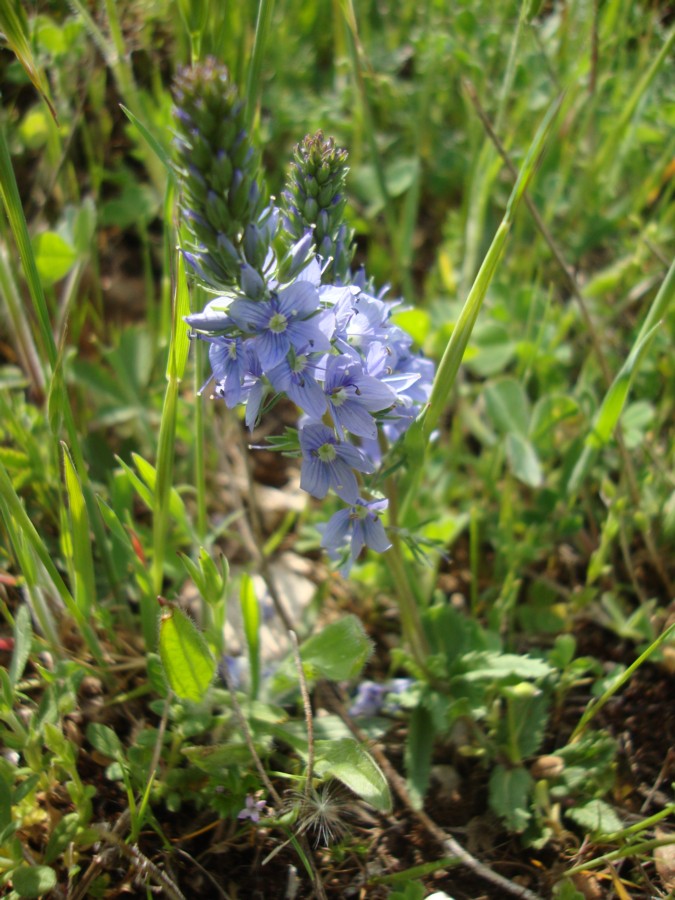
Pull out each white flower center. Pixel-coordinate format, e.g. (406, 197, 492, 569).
(317, 442, 337, 463)
(330, 387, 348, 408)
(268, 312, 288, 333)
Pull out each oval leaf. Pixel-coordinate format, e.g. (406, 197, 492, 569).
(505, 432, 543, 487)
(86, 722, 124, 760)
(11, 865, 57, 899)
(32, 231, 77, 284)
(314, 738, 391, 811)
(484, 378, 531, 437)
(159, 605, 215, 702)
(300, 615, 373, 681)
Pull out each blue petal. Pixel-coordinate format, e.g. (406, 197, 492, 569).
(256, 330, 289, 370)
(245, 380, 266, 429)
(185, 309, 232, 333)
(288, 318, 332, 353)
(331, 401, 378, 440)
(300, 457, 330, 499)
(288, 377, 327, 420)
(329, 459, 360, 503)
(300, 423, 335, 454)
(278, 280, 320, 317)
(335, 441, 374, 474)
(321, 508, 352, 552)
(354, 374, 397, 411)
(229, 298, 272, 331)
(362, 515, 391, 553)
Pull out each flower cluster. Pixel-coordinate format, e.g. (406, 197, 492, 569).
(173, 61, 434, 572)
(348, 678, 415, 718)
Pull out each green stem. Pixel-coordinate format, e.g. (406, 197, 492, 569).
(245, 0, 276, 133)
(385, 537, 430, 670)
(194, 341, 207, 543)
(564, 836, 675, 877)
(570, 619, 675, 742)
(399, 94, 562, 522)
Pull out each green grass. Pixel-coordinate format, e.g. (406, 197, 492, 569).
(0, 1, 673, 898)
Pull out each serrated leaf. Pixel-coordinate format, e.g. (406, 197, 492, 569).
(182, 741, 262, 773)
(86, 723, 124, 760)
(566, 799, 623, 836)
(300, 615, 373, 681)
(488, 764, 533, 832)
(314, 738, 391, 811)
(404, 705, 434, 810)
(461, 652, 553, 681)
(159, 605, 215, 702)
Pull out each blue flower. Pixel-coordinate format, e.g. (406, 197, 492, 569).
(323, 356, 396, 439)
(228, 281, 334, 370)
(348, 681, 386, 717)
(237, 794, 267, 823)
(267, 350, 327, 420)
(185, 298, 235, 334)
(208, 336, 249, 407)
(348, 677, 414, 717)
(299, 423, 373, 503)
(321, 497, 391, 572)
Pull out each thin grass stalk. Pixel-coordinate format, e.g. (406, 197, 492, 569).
(0, 123, 57, 372)
(0, 508, 61, 653)
(0, 462, 105, 663)
(61, 444, 99, 623)
(418, 94, 562, 448)
(462, 79, 674, 593)
(193, 339, 207, 542)
(564, 836, 675, 878)
(0, 118, 120, 603)
(70, 0, 166, 194)
(149, 259, 191, 647)
(570, 620, 675, 742)
(0, 247, 45, 393)
(340, 0, 398, 266)
(396, 0, 433, 299)
(385, 97, 562, 662)
(634, 255, 675, 346)
(594, 26, 675, 176)
(148, 376, 178, 647)
(245, 0, 276, 133)
(459, 0, 528, 295)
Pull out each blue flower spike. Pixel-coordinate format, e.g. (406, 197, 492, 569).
(173, 64, 436, 573)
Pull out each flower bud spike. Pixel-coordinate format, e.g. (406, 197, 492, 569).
(280, 131, 355, 284)
(172, 58, 269, 293)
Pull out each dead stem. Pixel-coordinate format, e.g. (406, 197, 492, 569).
(290, 629, 316, 803)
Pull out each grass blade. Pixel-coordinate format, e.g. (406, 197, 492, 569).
(0, 0, 56, 119)
(568, 320, 662, 495)
(240, 572, 260, 699)
(61, 443, 98, 622)
(415, 93, 563, 447)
